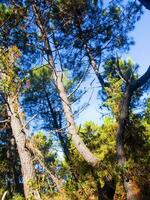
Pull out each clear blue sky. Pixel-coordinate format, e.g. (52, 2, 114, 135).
(75, 8, 150, 125)
(126, 9, 150, 73)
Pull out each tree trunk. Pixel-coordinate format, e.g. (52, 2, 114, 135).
(124, 180, 142, 200)
(54, 73, 99, 167)
(32, 4, 117, 199)
(116, 87, 132, 166)
(7, 96, 41, 200)
(32, 3, 99, 168)
(45, 91, 70, 160)
(85, 44, 107, 90)
(7, 132, 21, 194)
(116, 87, 142, 200)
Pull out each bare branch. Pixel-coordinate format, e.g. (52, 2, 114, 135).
(0, 119, 10, 124)
(67, 64, 90, 98)
(1, 191, 8, 200)
(24, 114, 38, 128)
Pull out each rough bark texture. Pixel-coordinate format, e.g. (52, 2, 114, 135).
(116, 87, 132, 166)
(124, 180, 142, 200)
(7, 132, 21, 194)
(7, 97, 41, 200)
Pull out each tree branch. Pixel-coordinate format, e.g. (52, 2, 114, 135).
(139, 0, 150, 10)
(131, 66, 150, 91)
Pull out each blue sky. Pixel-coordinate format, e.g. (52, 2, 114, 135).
(127, 9, 150, 73)
(75, 8, 150, 125)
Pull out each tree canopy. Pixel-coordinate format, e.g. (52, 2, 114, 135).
(0, 0, 150, 200)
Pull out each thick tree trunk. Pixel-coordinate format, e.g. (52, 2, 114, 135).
(7, 132, 21, 194)
(124, 180, 142, 200)
(10, 136, 20, 191)
(116, 87, 142, 200)
(7, 96, 41, 200)
(116, 87, 132, 166)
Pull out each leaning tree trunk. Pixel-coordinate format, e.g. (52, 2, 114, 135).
(7, 96, 41, 200)
(32, 3, 99, 168)
(31, 4, 119, 200)
(54, 73, 99, 167)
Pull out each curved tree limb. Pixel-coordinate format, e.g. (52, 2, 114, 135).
(139, 0, 150, 10)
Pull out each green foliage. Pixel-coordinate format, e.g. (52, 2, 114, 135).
(12, 193, 24, 200)
(0, 46, 20, 93)
(0, 4, 13, 25)
(145, 98, 150, 123)
(0, 0, 149, 199)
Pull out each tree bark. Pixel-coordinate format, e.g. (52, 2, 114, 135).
(84, 44, 107, 90)
(7, 96, 41, 200)
(116, 87, 142, 200)
(7, 132, 21, 194)
(54, 73, 99, 167)
(116, 65, 150, 200)
(116, 87, 132, 167)
(32, 3, 99, 168)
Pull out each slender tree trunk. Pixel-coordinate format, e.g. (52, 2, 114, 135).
(7, 96, 41, 200)
(32, 3, 99, 168)
(54, 73, 99, 167)
(31, 4, 118, 199)
(45, 91, 69, 159)
(84, 44, 108, 90)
